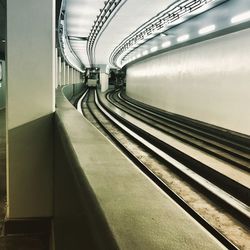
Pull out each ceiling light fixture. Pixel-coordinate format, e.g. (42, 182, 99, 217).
(160, 33, 168, 37)
(198, 24, 216, 35)
(110, 0, 227, 68)
(177, 34, 189, 42)
(231, 11, 250, 24)
(150, 46, 158, 52)
(161, 41, 171, 48)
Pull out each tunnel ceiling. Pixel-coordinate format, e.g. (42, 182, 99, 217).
(64, 0, 174, 68)
(62, 0, 250, 69)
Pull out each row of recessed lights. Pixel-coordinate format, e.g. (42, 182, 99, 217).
(133, 24, 214, 60)
(125, 11, 250, 64)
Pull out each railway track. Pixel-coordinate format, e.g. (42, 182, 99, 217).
(105, 90, 250, 208)
(76, 87, 250, 250)
(114, 89, 250, 172)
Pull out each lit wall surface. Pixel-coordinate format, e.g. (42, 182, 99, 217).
(126, 28, 250, 135)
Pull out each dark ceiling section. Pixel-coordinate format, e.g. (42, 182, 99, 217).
(56, 0, 63, 56)
(0, 0, 6, 60)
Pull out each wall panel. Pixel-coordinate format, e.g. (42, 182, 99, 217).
(127, 29, 250, 135)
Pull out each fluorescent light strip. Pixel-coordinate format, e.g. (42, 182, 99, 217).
(95, 91, 249, 219)
(231, 11, 250, 24)
(177, 34, 189, 42)
(198, 24, 216, 35)
(150, 46, 158, 52)
(142, 50, 148, 56)
(77, 89, 89, 115)
(161, 41, 171, 48)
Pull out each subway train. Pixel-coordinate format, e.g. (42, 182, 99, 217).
(86, 68, 99, 87)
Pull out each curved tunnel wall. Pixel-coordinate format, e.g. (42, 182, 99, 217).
(126, 28, 250, 136)
(62, 82, 85, 100)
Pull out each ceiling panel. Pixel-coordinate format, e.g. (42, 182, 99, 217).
(66, 0, 105, 37)
(64, 0, 250, 69)
(94, 0, 175, 66)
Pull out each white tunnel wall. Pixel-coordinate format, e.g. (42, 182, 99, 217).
(126, 28, 250, 136)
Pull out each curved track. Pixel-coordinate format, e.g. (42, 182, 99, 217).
(76, 87, 250, 250)
(110, 89, 250, 171)
(106, 89, 250, 207)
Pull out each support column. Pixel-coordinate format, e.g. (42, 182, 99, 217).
(55, 48, 58, 88)
(68, 67, 71, 84)
(78, 71, 80, 83)
(7, 0, 55, 218)
(61, 61, 65, 85)
(73, 69, 76, 84)
(76, 71, 80, 83)
(70, 67, 74, 84)
(99, 65, 109, 92)
(68, 65, 70, 84)
(100, 73, 109, 92)
(58, 56, 61, 87)
(76, 70, 78, 83)
(65, 64, 69, 85)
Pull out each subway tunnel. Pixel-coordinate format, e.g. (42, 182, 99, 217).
(0, 0, 250, 249)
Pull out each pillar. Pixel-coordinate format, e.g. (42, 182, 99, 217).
(58, 56, 61, 87)
(61, 60, 65, 85)
(65, 64, 69, 84)
(99, 65, 109, 92)
(100, 73, 109, 92)
(7, 0, 55, 218)
(55, 48, 58, 88)
(76, 70, 80, 83)
(73, 69, 76, 84)
(78, 71, 80, 83)
(70, 67, 74, 84)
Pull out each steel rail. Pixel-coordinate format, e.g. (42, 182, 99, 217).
(107, 90, 250, 171)
(84, 88, 240, 250)
(95, 89, 250, 222)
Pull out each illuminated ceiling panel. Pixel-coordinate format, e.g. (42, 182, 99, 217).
(62, 0, 250, 69)
(65, 0, 105, 66)
(66, 0, 105, 37)
(94, 0, 175, 66)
